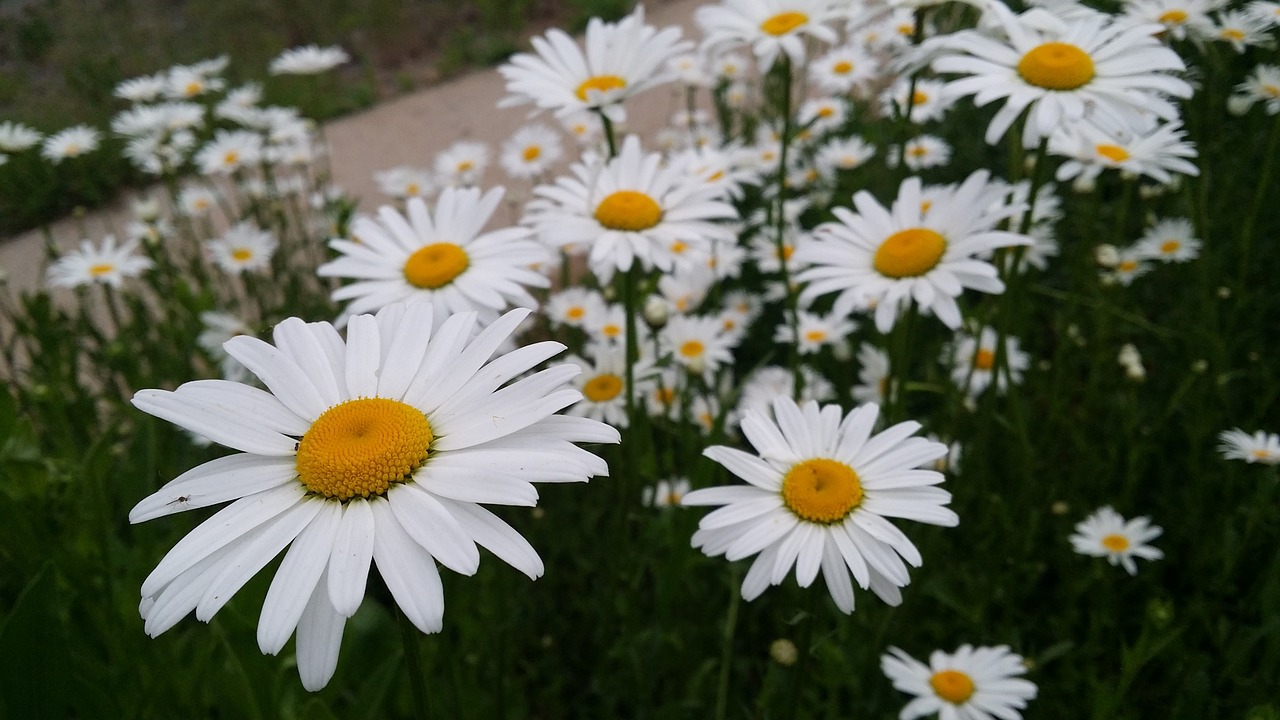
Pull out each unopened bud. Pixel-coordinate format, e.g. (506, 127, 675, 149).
(1094, 244, 1120, 268)
(1227, 94, 1253, 116)
(1072, 175, 1096, 194)
(1217, 286, 1231, 299)
(769, 639, 798, 667)
(1050, 501, 1070, 515)
(643, 295, 669, 329)
(133, 198, 161, 222)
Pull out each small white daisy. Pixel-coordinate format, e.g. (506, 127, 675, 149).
(500, 124, 564, 179)
(434, 140, 489, 187)
(270, 45, 350, 75)
(546, 288, 607, 330)
(1121, 0, 1217, 41)
(374, 166, 436, 200)
(882, 644, 1038, 720)
(1106, 248, 1153, 286)
(810, 44, 878, 94)
(898, 135, 952, 171)
(644, 477, 692, 507)
(1070, 506, 1163, 575)
(196, 130, 263, 176)
(178, 186, 219, 217)
(115, 73, 169, 103)
(565, 343, 654, 429)
(1231, 64, 1280, 115)
(1218, 428, 1280, 465)
(880, 78, 953, 125)
(1134, 217, 1200, 262)
(41, 125, 101, 163)
(46, 235, 153, 289)
(947, 327, 1029, 398)
(1212, 9, 1274, 52)
(774, 310, 857, 354)
(852, 343, 892, 405)
(0, 121, 42, 152)
(684, 398, 958, 612)
(660, 314, 737, 382)
(815, 136, 878, 173)
(1050, 118, 1199, 185)
(206, 223, 278, 275)
(696, 0, 840, 72)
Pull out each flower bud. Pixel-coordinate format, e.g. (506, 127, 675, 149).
(1094, 244, 1120, 267)
(643, 295, 669, 330)
(769, 639, 798, 667)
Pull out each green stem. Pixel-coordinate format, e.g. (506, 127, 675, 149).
(783, 589, 821, 717)
(397, 605, 431, 720)
(597, 111, 619, 158)
(772, 56, 803, 399)
(713, 567, 743, 720)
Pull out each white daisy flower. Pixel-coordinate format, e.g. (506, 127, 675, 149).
(796, 170, 1031, 333)
(1070, 506, 1164, 574)
(46, 235, 153, 289)
(644, 477, 693, 507)
(798, 96, 848, 136)
(882, 644, 1038, 720)
(810, 44, 878, 94)
(1050, 117, 1198, 185)
(1212, 9, 1274, 52)
(1218, 428, 1280, 465)
(898, 135, 953, 170)
(178, 186, 219, 217)
(41, 125, 101, 163)
(734, 366, 835, 423)
(500, 124, 563, 179)
(499, 6, 690, 123)
(559, 110, 604, 146)
(524, 134, 737, 285)
(684, 398, 958, 612)
(198, 310, 255, 383)
(852, 343, 892, 405)
(196, 130, 263, 176)
(931, 2, 1192, 147)
(711, 51, 751, 80)
(696, 0, 840, 72)
(270, 45, 351, 75)
(320, 188, 550, 327)
(566, 343, 654, 429)
(1121, 0, 1217, 41)
(657, 265, 716, 315)
(206, 223, 278, 275)
(668, 53, 713, 87)
(585, 303, 628, 345)
(1231, 64, 1280, 115)
(115, 72, 169, 103)
(165, 63, 225, 100)
(0, 121, 42, 152)
(546, 287, 607, 329)
(434, 140, 489, 187)
(1134, 217, 1200, 262)
(775, 310, 857, 354)
(128, 304, 619, 690)
(880, 78, 953, 125)
(374, 166, 436, 200)
(660, 314, 737, 382)
(947, 327, 1029, 398)
(1248, 0, 1280, 26)
(1106, 248, 1152, 285)
(815, 136, 877, 173)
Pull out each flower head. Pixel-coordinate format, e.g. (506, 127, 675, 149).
(0, 121, 42, 152)
(1218, 428, 1280, 464)
(46, 235, 153, 289)
(41, 125, 101, 163)
(697, 0, 840, 71)
(270, 45, 351, 75)
(1069, 506, 1163, 574)
(206, 223, 278, 274)
(882, 644, 1038, 720)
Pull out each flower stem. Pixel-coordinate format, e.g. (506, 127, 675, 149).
(783, 589, 821, 717)
(397, 605, 432, 720)
(772, 56, 804, 399)
(713, 566, 743, 720)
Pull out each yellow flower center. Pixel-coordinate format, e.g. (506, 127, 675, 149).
(873, 228, 947, 278)
(405, 182, 421, 196)
(1158, 9, 1188, 23)
(1101, 533, 1130, 552)
(231, 248, 254, 262)
(912, 90, 929, 105)
(456, 160, 474, 172)
(185, 81, 203, 96)
(761, 11, 809, 36)
(1095, 144, 1130, 162)
(654, 386, 676, 406)
(403, 242, 469, 289)
(680, 340, 705, 358)
(671, 240, 689, 254)
(1160, 240, 1181, 253)
(1263, 84, 1280, 98)
(974, 348, 996, 370)
(522, 145, 542, 161)
(595, 190, 663, 232)
(89, 263, 115, 277)
(295, 398, 433, 501)
(1017, 42, 1096, 91)
(930, 670, 976, 704)
(575, 74, 627, 101)
(1252, 448, 1271, 459)
(818, 106, 835, 118)
(224, 150, 239, 166)
(1221, 28, 1245, 41)
(804, 329, 828, 343)
(1119, 259, 1138, 272)
(65, 143, 82, 156)
(781, 458, 863, 523)
(566, 306, 586, 320)
(583, 373, 623, 403)
(832, 60, 853, 74)
(602, 323, 622, 338)
(908, 145, 929, 158)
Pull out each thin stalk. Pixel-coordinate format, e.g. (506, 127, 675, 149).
(772, 56, 804, 399)
(713, 567, 743, 720)
(397, 605, 432, 720)
(783, 589, 821, 717)
(598, 111, 619, 158)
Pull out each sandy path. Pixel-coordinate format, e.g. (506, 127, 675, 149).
(0, 0, 704, 295)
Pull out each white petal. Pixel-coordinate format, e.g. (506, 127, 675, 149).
(389, 484, 481, 575)
(296, 569, 347, 692)
(437, 498, 544, 579)
(370, 496, 445, 633)
(130, 455, 298, 523)
(327, 499, 376, 617)
(257, 501, 342, 655)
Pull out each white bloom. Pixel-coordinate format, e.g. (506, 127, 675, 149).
(1070, 506, 1163, 574)
(270, 45, 351, 75)
(1218, 428, 1280, 464)
(206, 223, 278, 275)
(882, 644, 1038, 720)
(46, 235, 153, 289)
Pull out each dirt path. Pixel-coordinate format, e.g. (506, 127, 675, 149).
(0, 0, 704, 295)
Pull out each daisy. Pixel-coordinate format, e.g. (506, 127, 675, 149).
(660, 314, 737, 382)
(0, 121, 42, 152)
(1134, 217, 1200, 262)
(898, 135, 953, 171)
(546, 288, 607, 330)
(1212, 9, 1274, 52)
(196, 130, 263, 176)
(1249, 0, 1280, 26)
(1050, 118, 1199, 185)
(41, 125, 100, 163)
(374, 166, 436, 200)
(270, 45, 351, 75)
(657, 265, 716, 315)
(947, 327, 1029, 397)
(1231, 64, 1280, 115)
(500, 124, 564, 179)
(565, 343, 654, 428)
(320, 188, 549, 327)
(46, 235, 153, 289)
(852, 343, 892, 405)
(115, 73, 168, 103)
(697, 0, 840, 72)
(798, 97, 849, 136)
(711, 51, 751, 81)
(1105, 248, 1152, 286)
(774, 310, 857, 354)
(499, 6, 689, 123)
(880, 79, 953, 125)
(683, 398, 958, 611)
(810, 44, 878, 94)
(644, 477, 693, 507)
(559, 110, 603, 146)
(197, 310, 255, 383)
(165, 63, 225, 100)
(129, 304, 619, 690)
(586, 303, 628, 345)
(206, 223, 278, 275)
(524, 134, 737, 284)
(734, 366, 835, 422)
(432, 140, 486, 187)
(668, 53, 713, 87)
(1218, 428, 1280, 464)
(882, 645, 1038, 720)
(178, 186, 219, 217)
(795, 170, 1031, 333)
(1070, 506, 1163, 574)
(931, 2, 1192, 147)
(1121, 0, 1217, 41)
(815, 136, 877, 173)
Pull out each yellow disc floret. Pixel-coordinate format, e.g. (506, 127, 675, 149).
(873, 228, 947, 278)
(761, 11, 809, 36)
(1017, 42, 1095, 91)
(1101, 533, 1130, 552)
(781, 458, 864, 524)
(403, 242, 469, 289)
(296, 397, 433, 501)
(930, 670, 976, 704)
(595, 190, 663, 231)
(974, 349, 996, 371)
(89, 263, 116, 277)
(1095, 144, 1130, 163)
(576, 74, 627, 101)
(583, 373, 624, 403)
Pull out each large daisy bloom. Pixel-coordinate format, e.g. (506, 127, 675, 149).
(46, 235, 153, 289)
(1218, 428, 1280, 465)
(697, 0, 840, 72)
(128, 304, 619, 690)
(1069, 506, 1163, 575)
(523, 134, 737, 284)
(795, 170, 1031, 333)
(683, 398, 958, 612)
(319, 187, 551, 327)
(498, 6, 690, 123)
(931, 2, 1192, 147)
(881, 644, 1038, 720)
